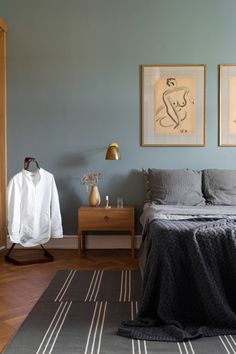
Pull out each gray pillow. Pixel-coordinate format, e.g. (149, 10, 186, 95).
(203, 169, 236, 205)
(145, 168, 205, 206)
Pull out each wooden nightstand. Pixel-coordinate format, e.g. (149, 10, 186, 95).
(78, 206, 135, 258)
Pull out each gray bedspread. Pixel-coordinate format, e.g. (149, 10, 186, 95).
(118, 217, 236, 341)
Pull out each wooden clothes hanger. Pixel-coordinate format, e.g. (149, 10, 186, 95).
(24, 157, 40, 170)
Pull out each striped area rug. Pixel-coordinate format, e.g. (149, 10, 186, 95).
(3, 270, 236, 354)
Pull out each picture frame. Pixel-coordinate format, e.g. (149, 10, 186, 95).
(141, 64, 206, 146)
(219, 64, 236, 146)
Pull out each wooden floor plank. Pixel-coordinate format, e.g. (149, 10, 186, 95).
(0, 248, 139, 352)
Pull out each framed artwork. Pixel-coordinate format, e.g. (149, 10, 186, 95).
(219, 64, 236, 146)
(141, 64, 206, 146)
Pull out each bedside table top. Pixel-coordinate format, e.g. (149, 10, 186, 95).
(79, 206, 134, 210)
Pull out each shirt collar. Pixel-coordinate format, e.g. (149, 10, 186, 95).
(23, 168, 43, 184)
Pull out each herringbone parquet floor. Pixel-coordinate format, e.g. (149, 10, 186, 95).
(0, 248, 139, 353)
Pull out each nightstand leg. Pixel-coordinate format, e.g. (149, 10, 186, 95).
(131, 232, 135, 258)
(78, 231, 81, 257)
(78, 231, 86, 258)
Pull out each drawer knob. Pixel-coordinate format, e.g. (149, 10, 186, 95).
(104, 216, 109, 221)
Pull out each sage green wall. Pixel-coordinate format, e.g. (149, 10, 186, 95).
(1, 0, 236, 233)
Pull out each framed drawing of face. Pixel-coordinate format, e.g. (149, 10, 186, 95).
(141, 64, 206, 146)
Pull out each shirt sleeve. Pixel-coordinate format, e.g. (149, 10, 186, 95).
(7, 177, 22, 243)
(50, 176, 63, 238)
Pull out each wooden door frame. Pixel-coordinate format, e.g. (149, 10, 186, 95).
(0, 17, 7, 249)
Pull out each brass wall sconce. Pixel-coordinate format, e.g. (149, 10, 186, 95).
(105, 142, 121, 160)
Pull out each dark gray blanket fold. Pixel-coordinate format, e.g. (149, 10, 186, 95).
(118, 218, 236, 341)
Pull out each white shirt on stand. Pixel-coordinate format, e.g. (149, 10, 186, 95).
(7, 168, 63, 247)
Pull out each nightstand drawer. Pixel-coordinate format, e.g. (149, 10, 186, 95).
(79, 207, 134, 231)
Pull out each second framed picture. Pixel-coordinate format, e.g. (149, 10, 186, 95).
(219, 64, 236, 146)
(141, 64, 206, 146)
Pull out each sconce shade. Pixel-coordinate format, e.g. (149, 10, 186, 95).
(105, 142, 121, 160)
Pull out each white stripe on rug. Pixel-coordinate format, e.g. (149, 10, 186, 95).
(178, 338, 196, 354)
(224, 335, 236, 354)
(124, 270, 127, 301)
(35, 302, 64, 354)
(57, 271, 76, 302)
(120, 270, 131, 302)
(219, 335, 232, 354)
(36, 301, 71, 354)
(94, 271, 104, 302)
(131, 301, 135, 354)
(90, 302, 103, 354)
(188, 339, 195, 354)
(136, 301, 147, 354)
(84, 302, 107, 354)
(84, 270, 103, 302)
(177, 342, 184, 354)
(48, 301, 72, 354)
(128, 270, 131, 302)
(229, 335, 236, 350)
(84, 302, 99, 354)
(119, 270, 124, 302)
(85, 270, 98, 302)
(135, 301, 141, 354)
(97, 301, 107, 354)
(54, 270, 75, 302)
(89, 271, 102, 302)
(183, 341, 189, 354)
(129, 301, 147, 354)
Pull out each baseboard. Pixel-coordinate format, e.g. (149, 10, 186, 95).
(7, 234, 142, 250)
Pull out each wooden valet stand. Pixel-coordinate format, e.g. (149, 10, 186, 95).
(5, 243, 54, 265)
(5, 157, 54, 265)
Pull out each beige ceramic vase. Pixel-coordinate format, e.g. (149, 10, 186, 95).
(88, 185, 101, 207)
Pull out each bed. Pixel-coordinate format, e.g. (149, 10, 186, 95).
(118, 169, 236, 341)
